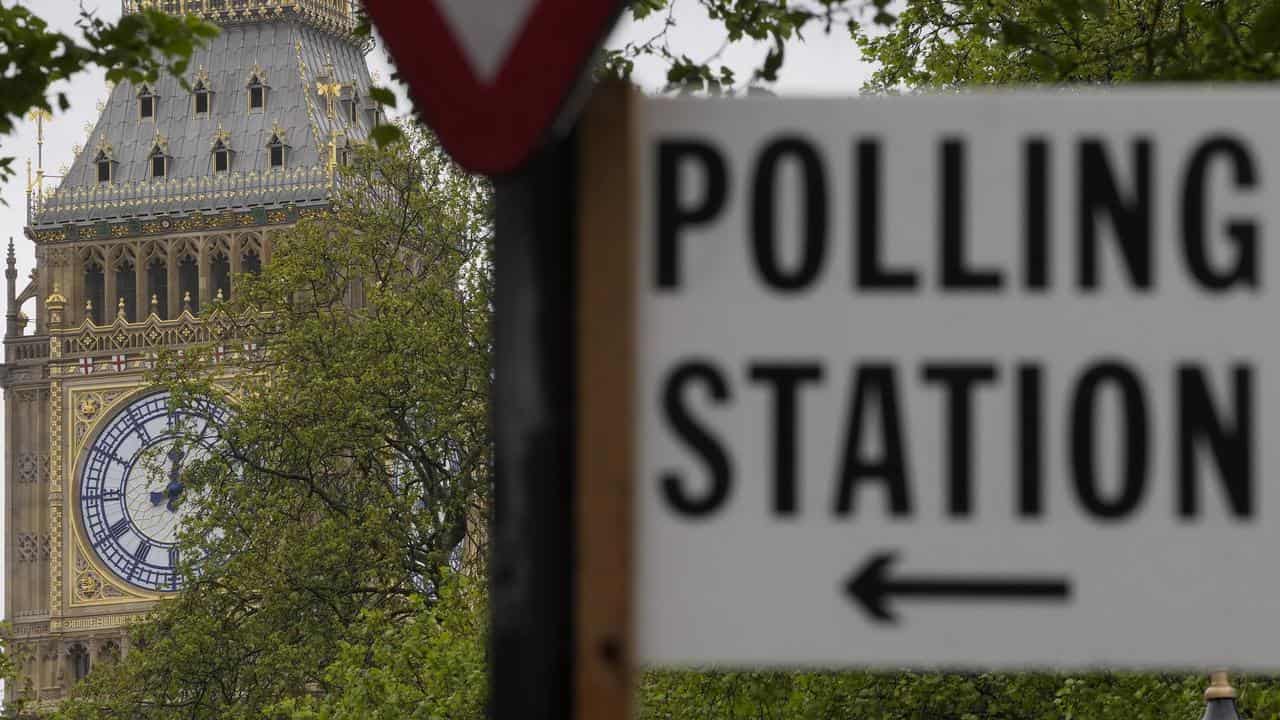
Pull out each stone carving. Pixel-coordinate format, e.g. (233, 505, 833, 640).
(12, 388, 49, 405)
(15, 533, 51, 562)
(72, 388, 130, 453)
(11, 621, 50, 637)
(16, 453, 49, 485)
(48, 380, 63, 617)
(71, 545, 134, 604)
(55, 614, 144, 632)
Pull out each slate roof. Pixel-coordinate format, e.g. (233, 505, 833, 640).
(31, 18, 376, 227)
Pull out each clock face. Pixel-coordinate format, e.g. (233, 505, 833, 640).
(78, 390, 229, 592)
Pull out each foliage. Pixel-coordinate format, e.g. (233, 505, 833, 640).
(52, 125, 492, 720)
(0, 623, 33, 719)
(593, 0, 1280, 92)
(266, 580, 487, 720)
(603, 0, 890, 92)
(857, 0, 1280, 89)
(0, 4, 216, 181)
(640, 670, 1280, 719)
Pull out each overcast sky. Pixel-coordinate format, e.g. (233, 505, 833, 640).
(0, 0, 877, 626)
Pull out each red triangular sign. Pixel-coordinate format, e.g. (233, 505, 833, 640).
(364, 0, 625, 175)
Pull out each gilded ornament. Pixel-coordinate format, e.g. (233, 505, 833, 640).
(78, 397, 100, 418)
(76, 573, 101, 599)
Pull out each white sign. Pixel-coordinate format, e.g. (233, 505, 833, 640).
(633, 91, 1280, 669)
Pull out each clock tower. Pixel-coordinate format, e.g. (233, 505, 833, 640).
(2, 0, 376, 708)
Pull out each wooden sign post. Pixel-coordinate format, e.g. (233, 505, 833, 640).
(575, 82, 638, 720)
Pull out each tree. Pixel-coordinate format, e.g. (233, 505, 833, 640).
(0, 4, 216, 180)
(602, 0, 885, 92)
(52, 126, 492, 720)
(858, 0, 1280, 89)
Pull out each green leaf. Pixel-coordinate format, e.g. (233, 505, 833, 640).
(369, 123, 404, 148)
(368, 85, 397, 108)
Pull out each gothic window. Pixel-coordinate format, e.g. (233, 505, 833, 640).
(242, 248, 262, 275)
(150, 145, 169, 179)
(267, 134, 286, 169)
(194, 81, 211, 115)
(116, 258, 136, 322)
(139, 86, 156, 120)
(68, 643, 90, 683)
(248, 75, 267, 110)
(83, 261, 105, 325)
(338, 140, 352, 167)
(147, 258, 169, 319)
(211, 252, 231, 302)
(348, 91, 360, 124)
(179, 255, 199, 314)
(213, 140, 231, 173)
(95, 151, 113, 183)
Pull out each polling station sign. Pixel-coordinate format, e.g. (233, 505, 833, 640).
(587, 90, 1280, 670)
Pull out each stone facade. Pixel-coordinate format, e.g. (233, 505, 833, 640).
(2, 1, 373, 708)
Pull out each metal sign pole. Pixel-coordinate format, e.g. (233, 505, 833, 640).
(491, 132, 580, 720)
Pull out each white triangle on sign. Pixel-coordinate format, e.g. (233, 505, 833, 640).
(433, 0, 540, 84)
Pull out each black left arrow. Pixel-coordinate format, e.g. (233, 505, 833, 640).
(844, 551, 1072, 624)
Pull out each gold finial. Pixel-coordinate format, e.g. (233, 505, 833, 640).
(150, 294, 160, 316)
(117, 297, 127, 319)
(215, 287, 224, 302)
(85, 299, 94, 322)
(183, 290, 192, 313)
(212, 123, 232, 147)
(46, 283, 66, 306)
(1205, 670, 1237, 701)
(317, 80, 342, 120)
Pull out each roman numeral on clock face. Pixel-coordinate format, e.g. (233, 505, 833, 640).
(108, 518, 130, 540)
(134, 540, 152, 563)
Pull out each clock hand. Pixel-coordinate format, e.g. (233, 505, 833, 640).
(167, 446, 186, 479)
(162, 445, 187, 512)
